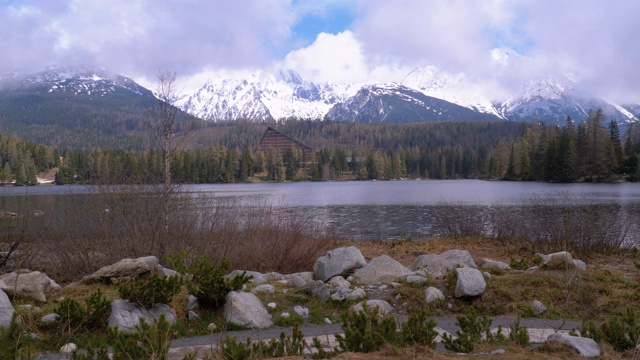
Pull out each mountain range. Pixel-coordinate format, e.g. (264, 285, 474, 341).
(176, 66, 639, 126)
(0, 64, 638, 150)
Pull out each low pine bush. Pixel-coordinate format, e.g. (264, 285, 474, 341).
(166, 251, 251, 308)
(118, 274, 182, 309)
(441, 310, 499, 353)
(220, 324, 306, 359)
(400, 310, 438, 348)
(583, 308, 640, 352)
(335, 303, 398, 353)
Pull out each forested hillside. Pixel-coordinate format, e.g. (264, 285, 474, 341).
(53, 112, 640, 184)
(0, 133, 59, 185)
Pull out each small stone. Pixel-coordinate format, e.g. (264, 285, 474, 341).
(324, 318, 332, 324)
(41, 313, 60, 323)
(60, 343, 77, 353)
(378, 285, 389, 291)
(447, 303, 453, 309)
(491, 348, 505, 354)
(395, 294, 401, 300)
(252, 284, 275, 294)
(390, 282, 402, 288)
(186, 295, 199, 311)
(345, 288, 366, 301)
(424, 287, 445, 304)
(532, 300, 547, 315)
(267, 302, 277, 310)
(207, 322, 217, 332)
(293, 306, 309, 318)
(483, 272, 491, 279)
(280, 312, 290, 318)
(188, 311, 200, 321)
(406, 275, 428, 284)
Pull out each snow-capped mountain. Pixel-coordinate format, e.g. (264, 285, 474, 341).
(401, 66, 503, 118)
(500, 76, 637, 124)
(0, 65, 154, 99)
(174, 69, 357, 121)
(324, 83, 501, 123)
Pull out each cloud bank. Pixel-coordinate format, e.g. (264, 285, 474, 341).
(1, 0, 639, 102)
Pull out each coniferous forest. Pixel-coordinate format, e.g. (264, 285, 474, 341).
(2, 108, 640, 186)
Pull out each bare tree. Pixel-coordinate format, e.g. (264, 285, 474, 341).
(155, 70, 179, 189)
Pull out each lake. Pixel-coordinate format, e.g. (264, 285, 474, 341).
(1, 180, 639, 244)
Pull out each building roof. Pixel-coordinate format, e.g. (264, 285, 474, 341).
(255, 127, 313, 158)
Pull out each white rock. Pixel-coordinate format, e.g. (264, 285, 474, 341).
(353, 255, 411, 285)
(267, 302, 277, 310)
(536, 251, 585, 270)
(41, 313, 60, 323)
(0, 271, 53, 302)
(350, 300, 393, 317)
(60, 343, 77, 353)
(454, 267, 486, 298)
(405, 275, 428, 284)
(265, 272, 285, 281)
(0, 289, 15, 329)
(252, 284, 275, 294)
(532, 300, 547, 315)
(324, 318, 332, 324)
(185, 295, 199, 311)
(81, 256, 159, 284)
(223, 291, 273, 329)
(207, 322, 217, 332)
(345, 288, 367, 301)
(280, 312, 290, 318)
(284, 271, 314, 282)
(293, 306, 309, 318)
(327, 276, 351, 290)
(483, 272, 491, 279)
(479, 258, 511, 271)
(299, 280, 330, 302)
(290, 276, 307, 289)
(188, 311, 200, 321)
(547, 333, 601, 358)
(424, 287, 445, 304)
(313, 246, 367, 282)
(410, 250, 477, 278)
(107, 299, 177, 333)
(155, 264, 180, 278)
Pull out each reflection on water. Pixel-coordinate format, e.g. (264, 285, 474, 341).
(1, 180, 640, 245)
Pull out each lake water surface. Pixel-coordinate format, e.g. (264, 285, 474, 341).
(2, 180, 639, 243)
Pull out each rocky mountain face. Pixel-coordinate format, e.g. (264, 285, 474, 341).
(176, 67, 638, 126)
(324, 84, 500, 123)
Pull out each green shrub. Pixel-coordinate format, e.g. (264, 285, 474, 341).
(85, 289, 111, 331)
(311, 337, 336, 359)
(71, 347, 110, 360)
(441, 310, 495, 353)
(509, 318, 530, 347)
(400, 310, 437, 348)
(590, 308, 640, 352)
(274, 313, 304, 327)
(56, 298, 87, 333)
(335, 303, 397, 353)
(0, 314, 33, 360)
(166, 252, 250, 308)
(220, 324, 306, 359)
(109, 315, 173, 360)
(118, 274, 182, 309)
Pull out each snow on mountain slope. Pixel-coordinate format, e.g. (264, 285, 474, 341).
(0, 66, 152, 98)
(401, 66, 503, 118)
(174, 69, 357, 121)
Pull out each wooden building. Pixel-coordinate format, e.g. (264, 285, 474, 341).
(255, 127, 313, 160)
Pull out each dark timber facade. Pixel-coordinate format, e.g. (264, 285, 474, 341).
(255, 127, 313, 160)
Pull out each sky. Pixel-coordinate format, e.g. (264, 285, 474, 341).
(1, 0, 639, 102)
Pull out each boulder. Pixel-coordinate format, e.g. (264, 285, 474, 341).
(346, 288, 367, 301)
(536, 251, 586, 270)
(284, 271, 314, 283)
(225, 270, 266, 285)
(350, 300, 393, 317)
(313, 246, 367, 282)
(299, 280, 330, 302)
(223, 291, 273, 329)
(81, 256, 159, 284)
(290, 275, 307, 289)
(410, 250, 477, 278)
(424, 287, 445, 303)
(405, 275, 428, 284)
(532, 300, 547, 315)
(327, 276, 351, 290)
(155, 264, 179, 278)
(107, 299, 177, 333)
(252, 284, 275, 294)
(454, 267, 486, 298)
(0, 271, 53, 302)
(478, 258, 511, 271)
(265, 272, 285, 281)
(353, 255, 411, 285)
(60, 343, 77, 353)
(546, 333, 601, 358)
(0, 289, 15, 329)
(185, 295, 199, 311)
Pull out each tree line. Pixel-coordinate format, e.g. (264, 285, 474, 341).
(2, 109, 639, 186)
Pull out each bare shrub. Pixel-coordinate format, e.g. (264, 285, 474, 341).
(30, 187, 331, 282)
(431, 202, 487, 239)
